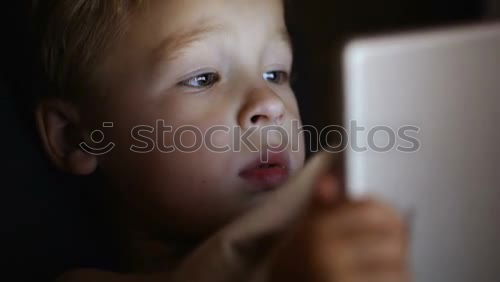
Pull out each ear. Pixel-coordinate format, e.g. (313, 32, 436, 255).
(35, 99, 98, 175)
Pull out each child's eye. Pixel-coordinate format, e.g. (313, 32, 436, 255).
(263, 71, 289, 85)
(179, 72, 220, 89)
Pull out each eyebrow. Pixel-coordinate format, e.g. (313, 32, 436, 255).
(151, 22, 223, 64)
(150, 23, 293, 68)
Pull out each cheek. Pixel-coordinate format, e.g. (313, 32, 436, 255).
(111, 148, 248, 235)
(166, 119, 234, 152)
(107, 120, 247, 227)
(147, 152, 229, 202)
(135, 122, 240, 202)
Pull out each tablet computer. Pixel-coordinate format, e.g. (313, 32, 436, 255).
(343, 22, 500, 282)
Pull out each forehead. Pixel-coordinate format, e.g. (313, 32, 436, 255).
(142, 0, 285, 25)
(131, 0, 286, 44)
(94, 0, 288, 88)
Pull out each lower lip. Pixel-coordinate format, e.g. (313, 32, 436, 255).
(239, 167, 289, 191)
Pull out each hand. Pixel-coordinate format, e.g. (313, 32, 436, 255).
(56, 153, 337, 282)
(269, 176, 411, 282)
(170, 152, 337, 282)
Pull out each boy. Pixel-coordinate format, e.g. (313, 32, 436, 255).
(31, 0, 409, 281)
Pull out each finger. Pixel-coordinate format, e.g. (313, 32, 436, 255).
(315, 199, 407, 237)
(310, 232, 407, 276)
(313, 173, 341, 206)
(180, 152, 337, 282)
(225, 152, 338, 243)
(346, 237, 408, 271)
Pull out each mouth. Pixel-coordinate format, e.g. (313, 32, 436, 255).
(238, 152, 291, 192)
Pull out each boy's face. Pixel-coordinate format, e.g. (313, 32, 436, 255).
(83, 0, 305, 237)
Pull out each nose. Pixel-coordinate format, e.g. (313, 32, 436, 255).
(238, 87, 286, 129)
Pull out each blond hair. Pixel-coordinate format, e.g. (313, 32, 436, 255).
(33, 0, 144, 99)
(32, 0, 292, 100)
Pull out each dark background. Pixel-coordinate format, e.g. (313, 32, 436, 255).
(1, 1, 499, 281)
(287, 0, 498, 148)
